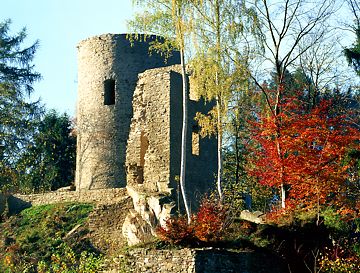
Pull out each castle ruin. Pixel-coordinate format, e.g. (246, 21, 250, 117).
(75, 34, 217, 244)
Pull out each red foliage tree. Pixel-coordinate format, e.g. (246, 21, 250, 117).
(249, 96, 359, 216)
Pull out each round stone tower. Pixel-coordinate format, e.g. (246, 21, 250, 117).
(75, 34, 180, 190)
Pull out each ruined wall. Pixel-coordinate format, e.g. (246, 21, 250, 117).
(105, 248, 287, 273)
(8, 188, 127, 214)
(171, 73, 218, 207)
(126, 65, 216, 202)
(5, 189, 130, 252)
(123, 66, 217, 245)
(76, 34, 180, 190)
(88, 198, 132, 254)
(126, 66, 174, 193)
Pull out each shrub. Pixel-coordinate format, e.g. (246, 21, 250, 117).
(157, 197, 228, 246)
(193, 197, 228, 242)
(37, 243, 104, 273)
(319, 246, 360, 273)
(157, 215, 195, 245)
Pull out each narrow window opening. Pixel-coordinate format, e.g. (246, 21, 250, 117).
(136, 131, 149, 184)
(192, 126, 200, 156)
(140, 131, 149, 168)
(104, 79, 115, 105)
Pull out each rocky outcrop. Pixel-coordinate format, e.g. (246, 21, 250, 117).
(240, 210, 266, 224)
(122, 186, 175, 246)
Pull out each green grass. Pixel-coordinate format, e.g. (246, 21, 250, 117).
(0, 202, 99, 272)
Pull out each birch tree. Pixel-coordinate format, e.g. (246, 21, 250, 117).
(128, 0, 192, 222)
(190, 0, 260, 200)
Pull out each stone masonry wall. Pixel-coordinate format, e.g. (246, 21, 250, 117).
(126, 64, 217, 200)
(123, 66, 177, 245)
(106, 248, 287, 273)
(170, 72, 217, 209)
(126, 66, 175, 193)
(13, 188, 127, 205)
(76, 34, 180, 190)
(8, 188, 127, 214)
(88, 197, 132, 254)
(122, 65, 217, 246)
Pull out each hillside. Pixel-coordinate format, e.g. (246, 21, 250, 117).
(0, 203, 104, 272)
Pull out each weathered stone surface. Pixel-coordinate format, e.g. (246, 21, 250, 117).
(12, 188, 127, 206)
(122, 209, 154, 246)
(75, 34, 180, 190)
(240, 210, 266, 224)
(7, 188, 128, 217)
(126, 66, 217, 201)
(122, 185, 176, 245)
(104, 248, 287, 273)
(123, 65, 217, 245)
(88, 197, 132, 254)
(7, 189, 131, 252)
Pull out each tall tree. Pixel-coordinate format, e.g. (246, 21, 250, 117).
(297, 34, 348, 110)
(0, 19, 42, 191)
(128, 0, 192, 222)
(249, 0, 336, 208)
(190, 0, 260, 199)
(249, 95, 359, 220)
(222, 85, 275, 213)
(16, 110, 76, 193)
(344, 0, 360, 76)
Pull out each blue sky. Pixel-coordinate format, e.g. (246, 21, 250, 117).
(1, 0, 135, 116)
(1, 1, 358, 117)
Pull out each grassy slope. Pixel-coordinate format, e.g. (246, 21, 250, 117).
(0, 202, 100, 272)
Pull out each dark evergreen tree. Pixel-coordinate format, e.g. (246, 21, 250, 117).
(0, 19, 42, 191)
(17, 110, 76, 193)
(344, 28, 360, 76)
(344, 0, 360, 76)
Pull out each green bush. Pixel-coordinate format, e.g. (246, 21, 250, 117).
(36, 243, 104, 273)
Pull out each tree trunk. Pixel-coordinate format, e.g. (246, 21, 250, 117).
(179, 47, 191, 223)
(281, 183, 286, 209)
(216, 96, 223, 200)
(215, 1, 223, 200)
(235, 123, 240, 186)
